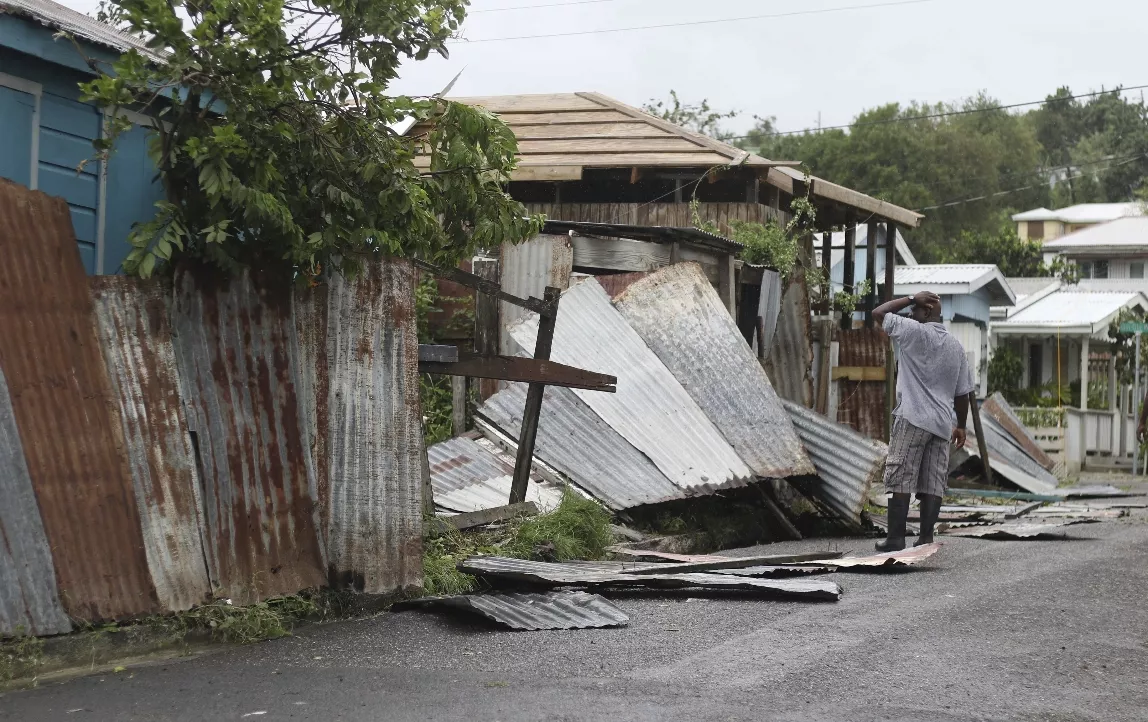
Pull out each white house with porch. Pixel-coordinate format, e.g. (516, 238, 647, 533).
(991, 281, 1148, 471)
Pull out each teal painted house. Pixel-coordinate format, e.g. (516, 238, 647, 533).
(0, 0, 163, 273)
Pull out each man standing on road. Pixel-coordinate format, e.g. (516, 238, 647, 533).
(873, 290, 975, 552)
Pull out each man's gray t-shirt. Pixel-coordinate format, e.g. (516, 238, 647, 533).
(884, 313, 975, 440)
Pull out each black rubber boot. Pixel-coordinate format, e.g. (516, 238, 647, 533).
(876, 493, 910, 552)
(915, 493, 942, 546)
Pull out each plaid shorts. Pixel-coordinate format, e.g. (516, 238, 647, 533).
(884, 416, 950, 497)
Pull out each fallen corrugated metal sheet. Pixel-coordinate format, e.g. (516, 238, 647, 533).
(962, 413, 1059, 495)
(427, 435, 563, 513)
(763, 268, 814, 407)
(1061, 485, 1138, 498)
(171, 265, 325, 602)
(786, 543, 940, 570)
(782, 399, 887, 526)
(509, 278, 755, 492)
(500, 234, 573, 356)
(476, 382, 683, 509)
(982, 393, 1056, 472)
(615, 551, 843, 575)
(90, 277, 211, 612)
(943, 519, 1100, 539)
(397, 590, 629, 630)
(459, 556, 843, 600)
(0, 366, 71, 636)
(0, 179, 158, 621)
(614, 264, 814, 479)
(322, 261, 423, 593)
(835, 328, 889, 440)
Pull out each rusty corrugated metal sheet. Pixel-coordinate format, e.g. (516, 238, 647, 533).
(499, 234, 572, 356)
(171, 264, 325, 602)
(0, 366, 71, 636)
(783, 399, 887, 526)
(595, 271, 649, 299)
(90, 277, 211, 612)
(509, 278, 755, 493)
(763, 268, 814, 407)
(0, 179, 158, 621)
(614, 264, 814, 479)
(476, 382, 685, 510)
(427, 435, 562, 513)
(982, 392, 1056, 472)
(322, 261, 423, 593)
(836, 327, 889, 440)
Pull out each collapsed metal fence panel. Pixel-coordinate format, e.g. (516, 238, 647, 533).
(783, 399, 887, 525)
(322, 263, 423, 593)
(171, 266, 327, 603)
(763, 268, 814, 408)
(91, 277, 212, 612)
(0, 366, 71, 636)
(509, 278, 755, 493)
(614, 264, 815, 480)
(0, 180, 160, 622)
(476, 382, 685, 510)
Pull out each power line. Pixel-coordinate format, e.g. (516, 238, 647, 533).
(472, 0, 619, 12)
(914, 154, 1148, 212)
(732, 84, 1148, 140)
(457, 0, 939, 43)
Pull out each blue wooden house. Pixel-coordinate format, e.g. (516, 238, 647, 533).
(0, 0, 163, 273)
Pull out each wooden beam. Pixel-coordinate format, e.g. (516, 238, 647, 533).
(440, 502, 539, 531)
(948, 488, 1066, 503)
(420, 354, 616, 392)
(884, 222, 898, 442)
(410, 258, 554, 317)
(472, 257, 501, 400)
(840, 223, 856, 330)
(630, 166, 642, 184)
(509, 165, 583, 182)
(969, 392, 993, 485)
(511, 286, 562, 505)
(451, 375, 467, 437)
(865, 221, 878, 328)
(820, 231, 831, 312)
(832, 366, 887, 382)
(419, 344, 459, 363)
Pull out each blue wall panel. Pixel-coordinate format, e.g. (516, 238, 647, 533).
(104, 124, 164, 274)
(36, 93, 100, 273)
(0, 85, 34, 187)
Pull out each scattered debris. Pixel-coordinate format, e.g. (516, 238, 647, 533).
(942, 519, 1101, 540)
(395, 591, 629, 631)
(613, 551, 844, 575)
(981, 393, 1056, 472)
(457, 556, 842, 601)
(436, 502, 540, 531)
(782, 543, 941, 571)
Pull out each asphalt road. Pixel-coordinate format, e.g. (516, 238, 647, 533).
(4, 514, 1147, 721)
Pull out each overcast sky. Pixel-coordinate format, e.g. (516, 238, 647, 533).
(62, 0, 1148, 134)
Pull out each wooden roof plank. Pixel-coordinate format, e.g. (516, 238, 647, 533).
(513, 123, 676, 139)
(449, 93, 605, 113)
(499, 110, 637, 125)
(517, 138, 713, 154)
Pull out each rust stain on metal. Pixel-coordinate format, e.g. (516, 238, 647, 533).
(0, 179, 158, 621)
(836, 328, 890, 440)
(594, 271, 649, 299)
(982, 393, 1056, 472)
(171, 264, 325, 603)
(90, 276, 211, 612)
(323, 259, 423, 594)
(294, 282, 330, 555)
(763, 267, 814, 407)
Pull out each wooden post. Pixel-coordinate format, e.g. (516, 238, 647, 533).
(472, 257, 500, 400)
(718, 253, 736, 317)
(840, 223, 856, 330)
(451, 375, 466, 436)
(969, 392, 993, 485)
(820, 231, 831, 313)
(864, 222, 878, 328)
(510, 287, 561, 505)
(884, 222, 897, 441)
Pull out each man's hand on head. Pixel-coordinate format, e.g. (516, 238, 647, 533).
(913, 291, 940, 309)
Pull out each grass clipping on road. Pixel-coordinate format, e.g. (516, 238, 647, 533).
(422, 488, 613, 596)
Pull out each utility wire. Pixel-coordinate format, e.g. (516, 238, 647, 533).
(457, 0, 938, 43)
(733, 84, 1148, 139)
(472, 0, 620, 12)
(915, 154, 1147, 212)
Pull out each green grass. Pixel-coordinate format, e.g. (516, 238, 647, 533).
(420, 488, 615, 596)
(0, 629, 44, 683)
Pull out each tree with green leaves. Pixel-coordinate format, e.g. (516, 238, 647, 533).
(642, 90, 739, 141)
(81, 0, 541, 279)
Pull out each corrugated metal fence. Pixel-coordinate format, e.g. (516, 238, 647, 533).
(0, 180, 423, 635)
